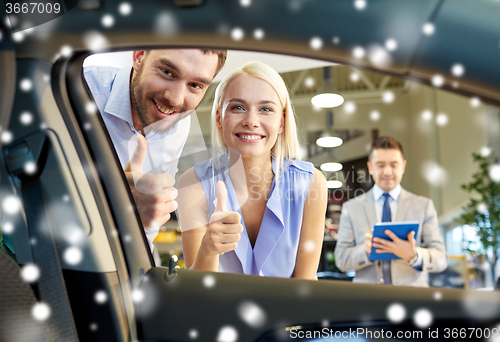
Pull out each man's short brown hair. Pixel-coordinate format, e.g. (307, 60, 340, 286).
(201, 49, 227, 77)
(143, 49, 227, 78)
(369, 136, 404, 159)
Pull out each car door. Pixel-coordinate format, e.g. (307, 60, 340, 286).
(3, 1, 500, 341)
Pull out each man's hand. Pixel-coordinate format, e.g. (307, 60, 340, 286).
(124, 135, 178, 228)
(372, 230, 417, 262)
(202, 181, 243, 256)
(364, 232, 373, 255)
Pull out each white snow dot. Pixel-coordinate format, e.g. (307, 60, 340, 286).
(304, 240, 315, 252)
(60, 45, 72, 57)
(20, 79, 33, 92)
(231, 28, 244, 41)
(65, 227, 84, 244)
(414, 309, 433, 328)
(63, 194, 70, 202)
(350, 72, 360, 82)
(344, 101, 356, 114)
(32, 303, 51, 321)
(84, 31, 109, 52)
(124, 234, 132, 242)
(368, 45, 392, 67)
(480, 146, 491, 157)
(421, 110, 433, 121)
(370, 110, 380, 121)
(203, 275, 216, 288)
(238, 301, 266, 328)
(354, 0, 367, 10)
(253, 28, 264, 40)
(385, 38, 398, 51)
(304, 76, 315, 88)
(189, 329, 199, 339)
(422, 23, 435, 35)
(1, 131, 13, 143)
(322, 319, 329, 327)
(216, 326, 238, 342)
(119, 2, 132, 15)
(332, 36, 340, 44)
(433, 291, 442, 301)
(310, 37, 323, 50)
(40, 123, 47, 130)
(3, 196, 21, 215)
(0, 31, 2, 42)
(353, 46, 365, 59)
(489, 164, 500, 182)
(95, 290, 108, 304)
(21, 264, 40, 283)
(240, 0, 251, 7)
(452, 81, 459, 88)
(20, 112, 33, 125)
(13, 32, 25, 43)
(64, 247, 83, 265)
(24, 161, 37, 174)
(436, 113, 448, 126)
(451, 63, 465, 77)
(84, 123, 92, 130)
(477, 203, 488, 214)
(101, 15, 115, 28)
(432, 74, 444, 87)
(3, 221, 14, 234)
(132, 289, 145, 303)
(90, 323, 98, 331)
(30, 238, 37, 245)
(387, 303, 406, 323)
(470, 97, 481, 108)
(382, 91, 395, 103)
(86, 102, 97, 114)
(423, 162, 447, 186)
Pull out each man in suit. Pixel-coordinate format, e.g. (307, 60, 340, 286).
(334, 136, 448, 287)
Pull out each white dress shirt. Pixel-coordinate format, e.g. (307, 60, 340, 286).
(84, 65, 191, 251)
(372, 184, 422, 267)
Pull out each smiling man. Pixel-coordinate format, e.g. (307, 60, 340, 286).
(334, 136, 448, 287)
(84, 49, 227, 251)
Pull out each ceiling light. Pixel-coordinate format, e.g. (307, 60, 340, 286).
(316, 137, 343, 148)
(327, 180, 343, 189)
(311, 67, 344, 108)
(320, 162, 343, 172)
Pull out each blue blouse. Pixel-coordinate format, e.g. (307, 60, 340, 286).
(193, 155, 314, 278)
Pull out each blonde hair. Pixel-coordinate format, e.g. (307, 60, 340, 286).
(210, 61, 301, 177)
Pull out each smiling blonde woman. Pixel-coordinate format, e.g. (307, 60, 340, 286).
(177, 61, 327, 280)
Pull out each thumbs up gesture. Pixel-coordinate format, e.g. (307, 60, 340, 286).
(202, 181, 243, 256)
(124, 135, 178, 228)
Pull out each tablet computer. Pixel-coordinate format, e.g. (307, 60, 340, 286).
(369, 221, 419, 262)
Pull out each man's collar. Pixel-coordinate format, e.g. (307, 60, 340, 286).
(104, 65, 134, 124)
(373, 183, 402, 201)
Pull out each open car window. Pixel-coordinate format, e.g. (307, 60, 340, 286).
(80, 49, 500, 290)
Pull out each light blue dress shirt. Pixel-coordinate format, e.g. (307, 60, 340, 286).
(194, 155, 314, 277)
(84, 65, 191, 250)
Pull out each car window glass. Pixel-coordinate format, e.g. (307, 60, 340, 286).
(80, 50, 500, 289)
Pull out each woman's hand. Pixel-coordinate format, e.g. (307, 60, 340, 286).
(201, 181, 243, 256)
